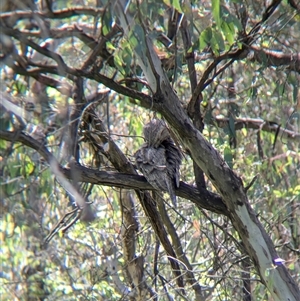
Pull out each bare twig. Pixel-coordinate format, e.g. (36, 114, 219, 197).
(0, 7, 104, 23)
(214, 117, 300, 142)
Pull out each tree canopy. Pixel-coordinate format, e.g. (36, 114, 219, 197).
(1, 0, 299, 300)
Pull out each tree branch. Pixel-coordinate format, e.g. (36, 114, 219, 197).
(250, 47, 300, 72)
(288, 0, 300, 11)
(0, 130, 228, 215)
(214, 117, 300, 142)
(9, 63, 154, 110)
(0, 7, 104, 23)
(2, 25, 98, 49)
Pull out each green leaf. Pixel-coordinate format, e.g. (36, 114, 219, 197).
(132, 24, 147, 65)
(102, 10, 113, 36)
(114, 55, 125, 75)
(212, 29, 225, 53)
(265, 268, 270, 277)
(219, 6, 243, 47)
(221, 22, 235, 45)
(122, 46, 133, 75)
(228, 115, 236, 137)
(173, 51, 183, 82)
(212, 0, 221, 28)
(288, 262, 295, 270)
(10, 162, 21, 178)
(221, 6, 243, 31)
(217, 136, 225, 146)
(0, 116, 12, 131)
(199, 27, 212, 51)
(171, 0, 183, 13)
(224, 146, 233, 169)
(0, 138, 7, 149)
(21, 155, 35, 177)
(13, 79, 28, 94)
(249, 86, 258, 100)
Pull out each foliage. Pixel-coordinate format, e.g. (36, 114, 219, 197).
(0, 0, 299, 300)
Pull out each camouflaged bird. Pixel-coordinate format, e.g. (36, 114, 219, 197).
(135, 119, 182, 206)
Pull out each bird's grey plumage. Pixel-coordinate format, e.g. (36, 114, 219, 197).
(135, 119, 182, 206)
(143, 119, 170, 147)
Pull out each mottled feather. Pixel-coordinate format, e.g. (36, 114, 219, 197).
(143, 119, 170, 147)
(135, 119, 182, 206)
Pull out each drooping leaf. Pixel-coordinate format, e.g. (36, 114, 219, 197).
(224, 146, 233, 169)
(212, 28, 225, 54)
(212, 0, 221, 28)
(170, 0, 183, 13)
(199, 27, 213, 51)
(228, 115, 236, 138)
(221, 22, 235, 46)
